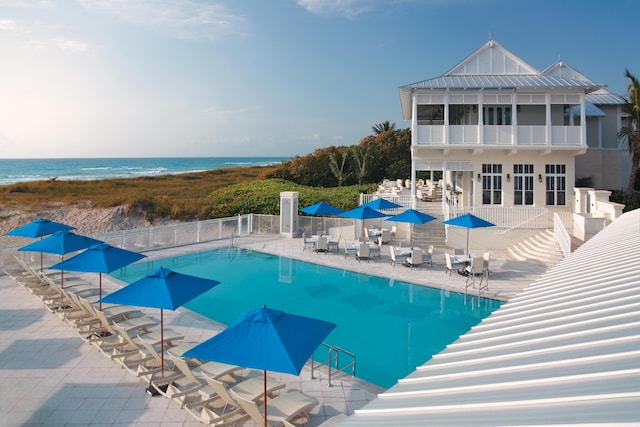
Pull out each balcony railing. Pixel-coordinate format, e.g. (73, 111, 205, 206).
(415, 124, 584, 147)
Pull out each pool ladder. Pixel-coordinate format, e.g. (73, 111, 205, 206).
(311, 342, 356, 387)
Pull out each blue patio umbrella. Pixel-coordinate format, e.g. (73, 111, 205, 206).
(7, 218, 76, 270)
(5, 218, 75, 238)
(362, 197, 402, 211)
(340, 206, 389, 240)
(18, 230, 103, 287)
(442, 213, 495, 254)
(300, 202, 343, 235)
(184, 306, 336, 426)
(386, 209, 437, 246)
(19, 230, 102, 256)
(50, 243, 147, 309)
(100, 267, 220, 374)
(299, 201, 343, 216)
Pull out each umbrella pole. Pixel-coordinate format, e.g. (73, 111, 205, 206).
(161, 309, 165, 376)
(264, 369, 268, 427)
(99, 273, 102, 310)
(466, 229, 470, 255)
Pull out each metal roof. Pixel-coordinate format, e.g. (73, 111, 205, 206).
(400, 74, 599, 91)
(568, 101, 606, 117)
(587, 89, 627, 105)
(340, 208, 640, 426)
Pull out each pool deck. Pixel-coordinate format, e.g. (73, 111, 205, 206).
(0, 235, 550, 426)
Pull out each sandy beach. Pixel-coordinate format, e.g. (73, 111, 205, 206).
(0, 204, 176, 245)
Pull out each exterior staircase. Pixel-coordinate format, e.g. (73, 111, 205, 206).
(410, 201, 447, 249)
(507, 229, 565, 267)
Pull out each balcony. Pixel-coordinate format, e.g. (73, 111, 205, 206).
(415, 125, 584, 147)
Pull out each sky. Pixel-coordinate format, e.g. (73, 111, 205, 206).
(0, 0, 636, 159)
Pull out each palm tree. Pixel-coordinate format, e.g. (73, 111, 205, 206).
(618, 69, 640, 194)
(328, 150, 350, 186)
(352, 146, 370, 184)
(372, 120, 396, 135)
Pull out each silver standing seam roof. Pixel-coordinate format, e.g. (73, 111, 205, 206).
(340, 208, 640, 426)
(398, 40, 607, 120)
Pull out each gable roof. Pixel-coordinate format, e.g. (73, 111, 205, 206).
(340, 208, 640, 426)
(399, 40, 604, 119)
(445, 39, 539, 76)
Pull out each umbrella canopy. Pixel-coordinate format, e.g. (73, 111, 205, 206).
(299, 202, 343, 216)
(387, 209, 437, 225)
(100, 267, 220, 374)
(19, 230, 103, 287)
(442, 213, 495, 254)
(184, 306, 336, 427)
(19, 230, 102, 256)
(50, 243, 147, 308)
(340, 206, 389, 240)
(362, 198, 402, 211)
(5, 218, 75, 238)
(387, 209, 437, 246)
(339, 205, 388, 221)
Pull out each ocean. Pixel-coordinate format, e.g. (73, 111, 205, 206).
(0, 157, 289, 186)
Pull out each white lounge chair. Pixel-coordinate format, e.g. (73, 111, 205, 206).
(230, 388, 319, 427)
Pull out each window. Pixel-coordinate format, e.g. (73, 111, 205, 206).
(482, 164, 502, 205)
(449, 104, 478, 125)
(417, 105, 444, 125)
(545, 164, 566, 206)
(483, 105, 511, 125)
(514, 164, 534, 205)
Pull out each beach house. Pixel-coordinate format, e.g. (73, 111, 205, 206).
(399, 39, 628, 220)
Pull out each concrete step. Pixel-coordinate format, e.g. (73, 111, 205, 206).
(508, 230, 565, 267)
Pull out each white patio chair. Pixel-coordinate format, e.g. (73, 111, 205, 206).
(356, 243, 370, 263)
(406, 248, 424, 270)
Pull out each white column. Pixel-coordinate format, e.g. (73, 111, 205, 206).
(512, 90, 518, 145)
(546, 92, 552, 145)
(580, 92, 587, 147)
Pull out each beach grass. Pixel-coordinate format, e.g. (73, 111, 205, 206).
(0, 165, 276, 220)
(0, 165, 373, 222)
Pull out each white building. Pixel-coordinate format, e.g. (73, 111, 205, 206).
(399, 39, 628, 215)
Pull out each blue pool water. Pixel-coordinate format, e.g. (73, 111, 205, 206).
(112, 248, 502, 388)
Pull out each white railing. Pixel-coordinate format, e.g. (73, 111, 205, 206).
(359, 193, 412, 211)
(92, 214, 282, 253)
(449, 125, 478, 144)
(553, 212, 572, 258)
(444, 205, 549, 229)
(416, 124, 583, 147)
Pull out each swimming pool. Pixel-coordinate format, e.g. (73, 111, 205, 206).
(112, 247, 502, 388)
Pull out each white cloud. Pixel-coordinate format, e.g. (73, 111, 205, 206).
(53, 37, 89, 52)
(3, 0, 53, 9)
(0, 19, 18, 31)
(0, 17, 91, 52)
(296, 0, 372, 18)
(76, 0, 247, 42)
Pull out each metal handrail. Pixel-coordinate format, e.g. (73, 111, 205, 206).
(311, 342, 356, 387)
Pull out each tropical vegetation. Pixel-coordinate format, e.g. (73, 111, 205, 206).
(619, 68, 640, 194)
(0, 123, 406, 221)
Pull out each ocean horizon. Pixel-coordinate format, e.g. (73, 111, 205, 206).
(0, 157, 289, 186)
